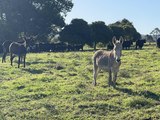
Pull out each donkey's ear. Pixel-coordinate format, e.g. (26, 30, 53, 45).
(112, 36, 116, 44)
(119, 36, 124, 43)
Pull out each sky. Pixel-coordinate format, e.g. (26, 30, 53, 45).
(65, 0, 160, 35)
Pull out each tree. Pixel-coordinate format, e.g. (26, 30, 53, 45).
(0, 0, 73, 42)
(109, 19, 141, 41)
(145, 34, 154, 44)
(150, 28, 160, 40)
(90, 21, 113, 50)
(109, 25, 124, 39)
(59, 18, 91, 45)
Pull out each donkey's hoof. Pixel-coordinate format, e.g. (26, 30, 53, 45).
(108, 82, 113, 87)
(112, 83, 117, 88)
(93, 82, 97, 86)
(113, 85, 116, 88)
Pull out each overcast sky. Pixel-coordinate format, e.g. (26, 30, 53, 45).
(65, 0, 160, 35)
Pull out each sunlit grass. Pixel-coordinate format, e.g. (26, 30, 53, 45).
(0, 44, 160, 119)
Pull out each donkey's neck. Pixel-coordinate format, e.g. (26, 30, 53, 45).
(110, 50, 115, 59)
(110, 49, 120, 60)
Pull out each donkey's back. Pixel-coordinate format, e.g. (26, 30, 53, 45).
(93, 50, 112, 71)
(2, 41, 12, 52)
(9, 42, 27, 55)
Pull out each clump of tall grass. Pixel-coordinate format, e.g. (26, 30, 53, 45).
(54, 63, 65, 70)
(119, 69, 131, 78)
(124, 96, 152, 109)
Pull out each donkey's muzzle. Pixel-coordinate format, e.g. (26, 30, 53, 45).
(116, 59, 121, 63)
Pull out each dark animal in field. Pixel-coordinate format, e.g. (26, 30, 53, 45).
(2, 41, 12, 63)
(156, 38, 160, 48)
(9, 39, 27, 68)
(38, 43, 54, 52)
(29, 42, 84, 53)
(2, 36, 34, 63)
(135, 39, 146, 49)
(73, 44, 83, 51)
(54, 42, 68, 52)
(67, 44, 75, 51)
(122, 40, 133, 50)
(93, 36, 123, 87)
(34, 42, 68, 52)
(67, 44, 83, 51)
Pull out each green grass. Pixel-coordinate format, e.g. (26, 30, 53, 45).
(0, 44, 160, 120)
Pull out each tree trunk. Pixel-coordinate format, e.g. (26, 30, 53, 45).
(93, 41, 96, 51)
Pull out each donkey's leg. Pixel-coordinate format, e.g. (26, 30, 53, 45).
(20, 56, 23, 63)
(10, 53, 13, 66)
(93, 65, 99, 86)
(2, 53, 5, 63)
(113, 72, 118, 87)
(2, 52, 7, 63)
(23, 55, 26, 68)
(18, 56, 20, 68)
(108, 70, 112, 87)
(2, 53, 4, 63)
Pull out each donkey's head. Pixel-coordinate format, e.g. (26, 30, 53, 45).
(112, 36, 123, 63)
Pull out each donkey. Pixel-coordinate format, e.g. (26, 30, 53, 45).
(1, 36, 32, 63)
(2, 41, 12, 63)
(9, 39, 27, 68)
(93, 36, 123, 87)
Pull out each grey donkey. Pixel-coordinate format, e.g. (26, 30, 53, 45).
(93, 36, 123, 87)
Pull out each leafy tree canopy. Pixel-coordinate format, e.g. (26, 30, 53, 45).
(59, 18, 91, 45)
(109, 19, 141, 41)
(0, 0, 73, 42)
(150, 28, 160, 40)
(90, 21, 113, 49)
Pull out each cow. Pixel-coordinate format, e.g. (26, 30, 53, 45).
(156, 38, 160, 48)
(122, 40, 133, 50)
(135, 39, 146, 49)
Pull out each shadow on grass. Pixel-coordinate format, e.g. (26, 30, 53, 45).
(115, 87, 160, 101)
(26, 60, 56, 65)
(19, 93, 48, 100)
(78, 103, 122, 115)
(44, 104, 59, 115)
(23, 68, 45, 74)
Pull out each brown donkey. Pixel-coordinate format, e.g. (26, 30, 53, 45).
(93, 36, 123, 87)
(9, 39, 27, 68)
(2, 41, 12, 63)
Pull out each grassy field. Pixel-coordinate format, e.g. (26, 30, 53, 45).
(0, 44, 160, 120)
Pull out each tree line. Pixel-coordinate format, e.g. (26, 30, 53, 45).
(59, 18, 141, 49)
(0, 0, 141, 49)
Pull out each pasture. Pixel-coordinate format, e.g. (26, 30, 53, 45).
(0, 44, 160, 120)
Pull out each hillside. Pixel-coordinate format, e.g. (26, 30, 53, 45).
(0, 44, 160, 120)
